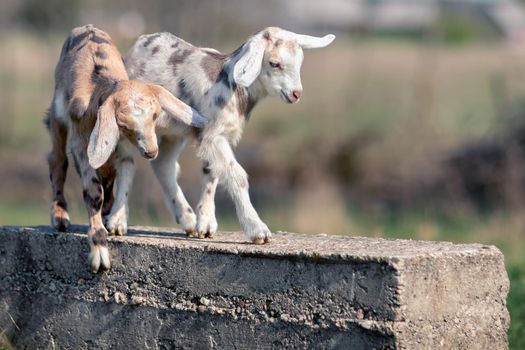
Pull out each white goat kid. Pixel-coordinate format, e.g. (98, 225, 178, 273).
(123, 27, 335, 243)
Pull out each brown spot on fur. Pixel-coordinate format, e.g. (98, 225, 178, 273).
(91, 227, 107, 246)
(169, 49, 192, 75)
(143, 33, 161, 47)
(91, 34, 110, 45)
(95, 49, 108, 59)
(201, 52, 227, 82)
(94, 64, 107, 75)
(102, 181, 114, 217)
(51, 199, 70, 232)
(217, 69, 235, 90)
(138, 61, 146, 76)
(235, 87, 257, 119)
(83, 189, 102, 210)
(69, 27, 112, 52)
(55, 199, 67, 209)
(177, 79, 189, 97)
(215, 94, 227, 109)
(152, 46, 160, 55)
(62, 158, 69, 172)
(69, 97, 88, 118)
(176, 79, 198, 110)
(69, 31, 91, 51)
(86, 76, 118, 117)
(192, 126, 203, 142)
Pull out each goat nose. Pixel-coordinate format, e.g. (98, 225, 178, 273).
(144, 149, 158, 159)
(292, 90, 302, 101)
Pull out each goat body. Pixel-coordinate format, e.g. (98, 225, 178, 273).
(46, 25, 207, 272)
(122, 27, 335, 243)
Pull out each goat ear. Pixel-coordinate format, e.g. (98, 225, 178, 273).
(295, 33, 335, 49)
(232, 34, 266, 87)
(87, 97, 119, 169)
(151, 84, 208, 128)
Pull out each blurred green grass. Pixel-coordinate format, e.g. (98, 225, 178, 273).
(1, 31, 524, 348)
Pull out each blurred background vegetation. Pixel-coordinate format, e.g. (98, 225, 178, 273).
(0, 0, 524, 347)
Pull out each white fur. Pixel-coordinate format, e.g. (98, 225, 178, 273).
(87, 100, 120, 169)
(89, 245, 111, 273)
(196, 174, 219, 237)
(150, 136, 197, 234)
(53, 90, 68, 122)
(121, 27, 335, 242)
(295, 33, 336, 49)
(105, 141, 135, 235)
(232, 34, 266, 87)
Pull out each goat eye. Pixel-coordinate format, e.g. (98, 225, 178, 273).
(152, 113, 158, 121)
(269, 61, 281, 69)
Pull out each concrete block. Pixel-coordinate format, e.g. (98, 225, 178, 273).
(0, 225, 509, 349)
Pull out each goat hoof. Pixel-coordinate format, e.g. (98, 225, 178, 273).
(109, 225, 126, 236)
(185, 228, 198, 237)
(252, 236, 271, 245)
(252, 235, 272, 245)
(88, 245, 111, 273)
(247, 223, 272, 245)
(196, 215, 218, 239)
(51, 212, 70, 232)
(53, 217, 70, 232)
(197, 231, 213, 239)
(116, 226, 126, 236)
(252, 237, 265, 245)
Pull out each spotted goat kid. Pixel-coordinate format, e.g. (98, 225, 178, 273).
(123, 27, 335, 244)
(45, 25, 207, 272)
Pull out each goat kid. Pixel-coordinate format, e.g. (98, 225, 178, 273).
(46, 25, 207, 272)
(123, 27, 335, 243)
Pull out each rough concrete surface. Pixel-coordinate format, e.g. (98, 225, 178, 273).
(0, 225, 510, 349)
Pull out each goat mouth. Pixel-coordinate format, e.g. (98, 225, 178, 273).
(143, 150, 158, 160)
(280, 90, 294, 104)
